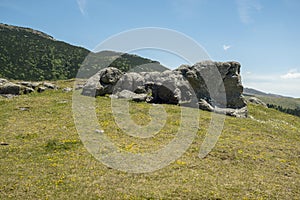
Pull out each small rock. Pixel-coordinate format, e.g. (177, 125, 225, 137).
(19, 107, 30, 111)
(114, 90, 148, 102)
(95, 129, 104, 134)
(37, 86, 47, 93)
(22, 86, 35, 94)
(0, 94, 16, 98)
(0, 78, 8, 85)
(18, 81, 40, 89)
(75, 84, 84, 90)
(43, 82, 57, 89)
(62, 87, 72, 92)
(0, 142, 9, 146)
(57, 100, 68, 104)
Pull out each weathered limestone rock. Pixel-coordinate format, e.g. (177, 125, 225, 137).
(111, 90, 148, 102)
(37, 86, 47, 93)
(17, 81, 40, 89)
(43, 82, 57, 90)
(0, 82, 21, 95)
(81, 61, 248, 117)
(81, 67, 123, 96)
(248, 97, 267, 108)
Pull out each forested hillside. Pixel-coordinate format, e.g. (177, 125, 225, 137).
(0, 23, 166, 81)
(0, 23, 89, 80)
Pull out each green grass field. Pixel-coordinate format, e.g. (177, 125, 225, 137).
(1, 80, 300, 199)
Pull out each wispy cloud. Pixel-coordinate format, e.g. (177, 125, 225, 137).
(236, 0, 262, 24)
(77, 0, 87, 16)
(223, 45, 231, 51)
(281, 69, 300, 79)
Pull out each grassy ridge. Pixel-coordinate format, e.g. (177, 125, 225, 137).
(0, 80, 300, 199)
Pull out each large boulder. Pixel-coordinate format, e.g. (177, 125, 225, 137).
(0, 82, 21, 95)
(81, 67, 123, 96)
(81, 61, 248, 117)
(176, 61, 246, 109)
(113, 70, 194, 105)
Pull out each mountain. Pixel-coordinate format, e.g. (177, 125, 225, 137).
(243, 87, 285, 98)
(0, 23, 167, 81)
(0, 23, 89, 80)
(78, 51, 168, 78)
(243, 87, 300, 117)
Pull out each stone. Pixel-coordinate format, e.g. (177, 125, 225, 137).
(0, 142, 9, 146)
(81, 61, 248, 117)
(22, 86, 35, 94)
(113, 90, 148, 102)
(248, 97, 267, 108)
(0, 94, 16, 99)
(19, 107, 30, 111)
(0, 82, 21, 95)
(37, 86, 47, 93)
(62, 87, 73, 92)
(198, 99, 214, 112)
(82, 67, 123, 96)
(43, 82, 57, 89)
(0, 78, 8, 85)
(18, 81, 40, 89)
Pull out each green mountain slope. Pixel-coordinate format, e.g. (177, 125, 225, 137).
(244, 88, 300, 117)
(0, 80, 299, 199)
(78, 51, 168, 78)
(0, 23, 167, 81)
(0, 23, 90, 80)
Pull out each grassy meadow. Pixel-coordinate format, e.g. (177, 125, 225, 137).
(0, 80, 300, 199)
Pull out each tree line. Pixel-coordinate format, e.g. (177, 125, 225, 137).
(267, 103, 300, 117)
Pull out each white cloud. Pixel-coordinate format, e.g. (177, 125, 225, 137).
(280, 69, 300, 79)
(236, 0, 262, 24)
(242, 72, 300, 97)
(77, 0, 87, 15)
(223, 45, 231, 51)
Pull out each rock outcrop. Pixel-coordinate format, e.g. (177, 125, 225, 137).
(248, 97, 267, 108)
(0, 78, 59, 97)
(81, 61, 248, 117)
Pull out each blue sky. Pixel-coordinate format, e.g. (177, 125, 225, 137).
(0, 0, 300, 97)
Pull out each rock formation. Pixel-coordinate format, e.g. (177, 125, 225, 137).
(248, 97, 267, 108)
(0, 78, 58, 97)
(81, 61, 248, 117)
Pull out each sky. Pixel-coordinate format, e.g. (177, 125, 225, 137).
(0, 0, 300, 97)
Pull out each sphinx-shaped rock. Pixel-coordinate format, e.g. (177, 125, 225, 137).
(81, 61, 248, 117)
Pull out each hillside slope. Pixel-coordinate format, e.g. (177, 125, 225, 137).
(0, 80, 299, 199)
(244, 87, 300, 117)
(0, 24, 167, 81)
(0, 23, 89, 80)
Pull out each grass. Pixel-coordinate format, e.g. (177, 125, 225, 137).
(0, 80, 300, 199)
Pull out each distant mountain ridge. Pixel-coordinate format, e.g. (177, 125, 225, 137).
(243, 87, 287, 98)
(243, 87, 300, 117)
(0, 23, 166, 81)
